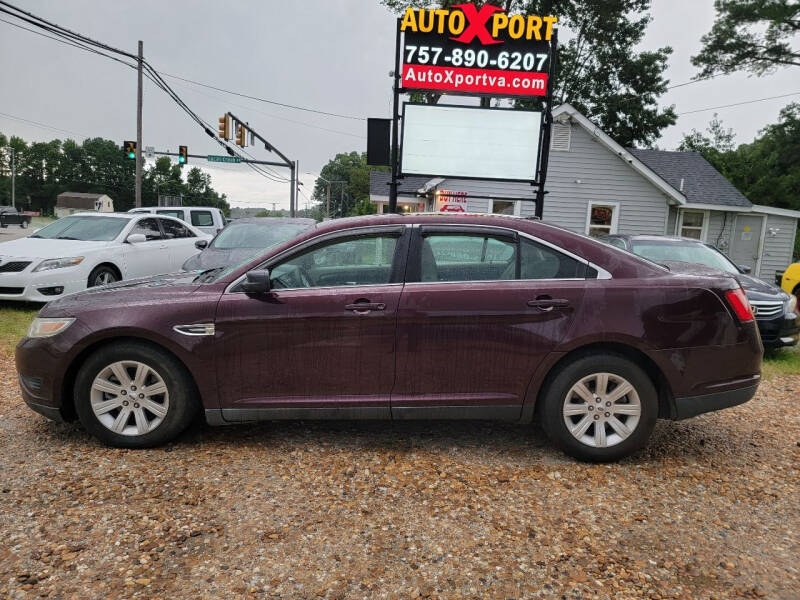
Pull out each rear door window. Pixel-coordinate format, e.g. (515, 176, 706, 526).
(421, 234, 517, 282)
(191, 211, 214, 227)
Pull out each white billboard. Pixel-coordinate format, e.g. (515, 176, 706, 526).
(400, 104, 542, 182)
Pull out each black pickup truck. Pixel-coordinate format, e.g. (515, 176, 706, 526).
(0, 207, 32, 228)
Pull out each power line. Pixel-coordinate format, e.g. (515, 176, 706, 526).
(0, 110, 91, 139)
(666, 75, 721, 90)
(158, 72, 366, 121)
(677, 91, 800, 115)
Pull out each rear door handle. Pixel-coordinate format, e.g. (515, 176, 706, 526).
(527, 298, 570, 311)
(345, 302, 386, 313)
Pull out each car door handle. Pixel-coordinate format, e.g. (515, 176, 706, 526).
(527, 297, 570, 311)
(345, 302, 386, 313)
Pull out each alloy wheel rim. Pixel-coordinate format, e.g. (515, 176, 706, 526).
(562, 372, 641, 448)
(90, 360, 169, 436)
(96, 272, 115, 286)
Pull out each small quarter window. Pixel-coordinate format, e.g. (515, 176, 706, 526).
(520, 238, 584, 279)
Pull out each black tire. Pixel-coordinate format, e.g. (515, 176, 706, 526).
(74, 341, 199, 448)
(20, 220, 28, 229)
(540, 353, 658, 462)
(87, 265, 119, 287)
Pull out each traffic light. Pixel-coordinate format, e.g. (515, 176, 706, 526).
(235, 123, 246, 148)
(218, 115, 230, 141)
(123, 140, 136, 160)
(178, 145, 188, 165)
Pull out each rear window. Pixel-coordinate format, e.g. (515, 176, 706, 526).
(191, 211, 214, 227)
(156, 209, 185, 221)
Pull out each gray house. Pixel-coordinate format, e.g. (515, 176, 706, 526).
(370, 103, 800, 280)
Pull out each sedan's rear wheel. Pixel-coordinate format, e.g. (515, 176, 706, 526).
(541, 354, 658, 462)
(74, 342, 198, 448)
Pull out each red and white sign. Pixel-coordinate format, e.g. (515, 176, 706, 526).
(403, 65, 547, 96)
(436, 189, 468, 212)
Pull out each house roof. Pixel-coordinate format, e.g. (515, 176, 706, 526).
(56, 192, 109, 209)
(369, 172, 435, 198)
(627, 149, 752, 208)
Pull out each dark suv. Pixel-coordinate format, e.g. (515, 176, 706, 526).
(602, 234, 799, 349)
(0, 206, 32, 229)
(16, 215, 763, 462)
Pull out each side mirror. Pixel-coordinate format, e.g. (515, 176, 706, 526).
(126, 233, 147, 244)
(195, 239, 209, 250)
(241, 269, 271, 294)
(739, 265, 752, 274)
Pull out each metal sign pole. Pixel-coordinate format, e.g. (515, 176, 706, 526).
(535, 29, 558, 219)
(389, 18, 402, 214)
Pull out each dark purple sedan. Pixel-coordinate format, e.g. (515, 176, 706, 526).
(15, 214, 763, 461)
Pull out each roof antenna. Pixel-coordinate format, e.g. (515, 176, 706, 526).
(679, 177, 685, 193)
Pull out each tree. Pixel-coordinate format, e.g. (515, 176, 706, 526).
(311, 151, 383, 217)
(380, 0, 676, 146)
(677, 113, 737, 176)
(692, 0, 800, 78)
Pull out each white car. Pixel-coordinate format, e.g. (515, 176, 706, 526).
(128, 206, 226, 236)
(0, 212, 211, 302)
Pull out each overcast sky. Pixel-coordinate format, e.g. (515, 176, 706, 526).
(1, 0, 797, 210)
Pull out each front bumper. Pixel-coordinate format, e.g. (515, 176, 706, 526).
(756, 311, 799, 348)
(0, 264, 86, 302)
(671, 382, 759, 420)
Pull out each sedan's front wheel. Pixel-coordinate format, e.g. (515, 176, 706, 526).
(541, 354, 658, 462)
(74, 342, 198, 448)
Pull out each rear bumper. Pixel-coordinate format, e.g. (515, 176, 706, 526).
(671, 382, 759, 420)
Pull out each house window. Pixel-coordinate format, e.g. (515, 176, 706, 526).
(489, 200, 520, 216)
(679, 210, 706, 240)
(586, 203, 619, 237)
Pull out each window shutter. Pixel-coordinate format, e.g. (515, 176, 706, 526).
(551, 123, 571, 152)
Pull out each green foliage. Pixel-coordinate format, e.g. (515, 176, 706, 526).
(311, 151, 387, 217)
(381, 0, 676, 147)
(692, 0, 800, 78)
(677, 113, 737, 177)
(0, 134, 229, 215)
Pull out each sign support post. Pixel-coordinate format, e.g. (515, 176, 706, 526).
(535, 29, 558, 219)
(388, 18, 402, 214)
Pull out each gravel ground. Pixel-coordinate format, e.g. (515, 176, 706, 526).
(1, 355, 798, 600)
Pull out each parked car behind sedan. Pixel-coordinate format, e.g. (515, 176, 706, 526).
(183, 217, 316, 272)
(128, 206, 226, 237)
(777, 262, 800, 305)
(16, 214, 763, 462)
(0, 206, 32, 229)
(0, 212, 210, 302)
(603, 235, 799, 349)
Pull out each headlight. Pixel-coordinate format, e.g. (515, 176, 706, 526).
(27, 317, 76, 338)
(33, 257, 84, 272)
(787, 294, 798, 315)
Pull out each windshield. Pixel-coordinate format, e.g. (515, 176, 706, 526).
(31, 216, 129, 241)
(211, 222, 309, 250)
(631, 241, 739, 274)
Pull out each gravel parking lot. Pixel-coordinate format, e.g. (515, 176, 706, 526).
(1, 354, 798, 600)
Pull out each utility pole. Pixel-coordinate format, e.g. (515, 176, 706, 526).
(10, 147, 15, 209)
(135, 40, 143, 208)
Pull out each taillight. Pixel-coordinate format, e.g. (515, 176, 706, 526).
(724, 288, 754, 322)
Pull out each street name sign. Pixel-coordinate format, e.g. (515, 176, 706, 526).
(207, 155, 241, 163)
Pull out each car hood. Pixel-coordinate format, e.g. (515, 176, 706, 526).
(0, 237, 111, 259)
(661, 261, 786, 301)
(40, 272, 205, 316)
(183, 247, 261, 272)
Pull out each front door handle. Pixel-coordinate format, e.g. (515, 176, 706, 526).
(345, 301, 386, 313)
(527, 297, 570, 311)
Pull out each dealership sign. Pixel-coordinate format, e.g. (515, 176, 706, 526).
(400, 4, 557, 97)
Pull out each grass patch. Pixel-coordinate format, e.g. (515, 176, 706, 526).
(763, 346, 800, 378)
(0, 302, 40, 357)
